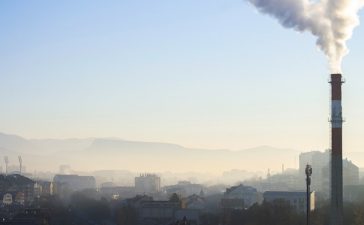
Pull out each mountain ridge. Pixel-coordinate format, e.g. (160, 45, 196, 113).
(0, 132, 324, 173)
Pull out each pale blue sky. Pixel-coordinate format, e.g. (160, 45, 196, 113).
(0, 0, 363, 153)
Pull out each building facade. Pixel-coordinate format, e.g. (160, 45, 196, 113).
(263, 191, 315, 213)
(135, 174, 161, 194)
(0, 174, 35, 206)
(221, 184, 262, 209)
(53, 174, 96, 198)
(299, 151, 359, 193)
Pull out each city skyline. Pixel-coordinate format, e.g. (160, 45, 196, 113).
(1, 1, 364, 225)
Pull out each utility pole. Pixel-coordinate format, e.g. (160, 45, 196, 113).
(305, 164, 312, 225)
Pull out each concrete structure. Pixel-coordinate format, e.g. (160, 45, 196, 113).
(59, 165, 72, 174)
(2, 193, 13, 205)
(221, 184, 261, 209)
(343, 159, 359, 185)
(300, 151, 359, 195)
(53, 174, 96, 198)
(330, 73, 343, 225)
(263, 191, 315, 213)
(0, 174, 35, 205)
(15, 192, 25, 204)
(100, 182, 115, 188)
(53, 174, 96, 191)
(100, 186, 136, 200)
(34, 181, 53, 197)
(7, 164, 27, 175)
(299, 151, 330, 191)
(135, 174, 161, 194)
(184, 194, 205, 210)
(343, 185, 364, 202)
(165, 181, 204, 197)
(1, 192, 26, 205)
(265, 172, 302, 191)
(126, 195, 154, 208)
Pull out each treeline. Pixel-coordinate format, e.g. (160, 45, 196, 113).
(35, 192, 364, 225)
(219, 200, 364, 225)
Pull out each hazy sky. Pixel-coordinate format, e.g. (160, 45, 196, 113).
(1, 0, 364, 152)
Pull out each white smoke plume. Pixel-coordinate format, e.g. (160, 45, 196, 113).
(248, 0, 364, 73)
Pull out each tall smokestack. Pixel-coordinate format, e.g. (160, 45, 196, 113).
(330, 73, 343, 225)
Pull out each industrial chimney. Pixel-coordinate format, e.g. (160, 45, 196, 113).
(330, 73, 343, 225)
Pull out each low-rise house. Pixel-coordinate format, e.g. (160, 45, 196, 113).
(0, 174, 35, 205)
(221, 184, 262, 210)
(34, 181, 53, 197)
(165, 181, 205, 197)
(185, 194, 205, 210)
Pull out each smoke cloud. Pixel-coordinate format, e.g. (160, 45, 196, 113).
(248, 0, 364, 73)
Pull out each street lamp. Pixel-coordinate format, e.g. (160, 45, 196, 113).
(305, 164, 313, 225)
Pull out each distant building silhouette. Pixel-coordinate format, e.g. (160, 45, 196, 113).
(221, 184, 262, 209)
(0, 174, 35, 206)
(299, 150, 359, 193)
(299, 150, 330, 191)
(263, 191, 315, 213)
(34, 180, 53, 197)
(184, 194, 205, 210)
(100, 186, 136, 200)
(135, 174, 161, 194)
(53, 174, 96, 199)
(343, 185, 364, 202)
(165, 181, 204, 197)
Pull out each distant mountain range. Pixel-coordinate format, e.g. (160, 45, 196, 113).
(0, 132, 362, 174)
(0, 132, 299, 173)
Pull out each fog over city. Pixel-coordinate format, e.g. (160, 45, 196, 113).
(1, 132, 364, 186)
(1, 1, 364, 225)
